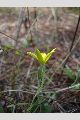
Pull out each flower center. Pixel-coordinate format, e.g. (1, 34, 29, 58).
(41, 53, 47, 61)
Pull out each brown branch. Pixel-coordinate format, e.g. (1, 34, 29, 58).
(25, 58, 34, 81)
(0, 31, 17, 42)
(43, 84, 80, 94)
(70, 15, 80, 51)
(26, 7, 33, 42)
(15, 8, 26, 47)
(50, 36, 80, 82)
(0, 89, 35, 95)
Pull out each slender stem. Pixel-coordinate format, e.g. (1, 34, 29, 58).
(43, 83, 80, 94)
(27, 65, 45, 112)
(70, 15, 80, 51)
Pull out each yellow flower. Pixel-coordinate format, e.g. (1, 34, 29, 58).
(27, 48, 56, 65)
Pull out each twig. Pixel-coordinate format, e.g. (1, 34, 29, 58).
(70, 15, 80, 51)
(25, 16, 38, 40)
(57, 13, 80, 81)
(0, 89, 35, 95)
(50, 35, 80, 81)
(15, 8, 26, 47)
(27, 7, 33, 42)
(0, 31, 17, 42)
(25, 58, 34, 80)
(54, 101, 66, 112)
(43, 83, 80, 94)
(33, 8, 38, 30)
(51, 7, 58, 41)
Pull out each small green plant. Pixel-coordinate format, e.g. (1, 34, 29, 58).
(71, 67, 80, 86)
(27, 48, 56, 112)
(64, 66, 80, 90)
(64, 66, 80, 82)
(3, 44, 13, 51)
(64, 66, 76, 80)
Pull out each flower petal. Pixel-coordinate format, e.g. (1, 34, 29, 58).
(41, 53, 47, 61)
(45, 48, 56, 62)
(27, 52, 38, 60)
(36, 49, 44, 64)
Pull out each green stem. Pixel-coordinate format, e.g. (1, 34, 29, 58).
(27, 65, 45, 112)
